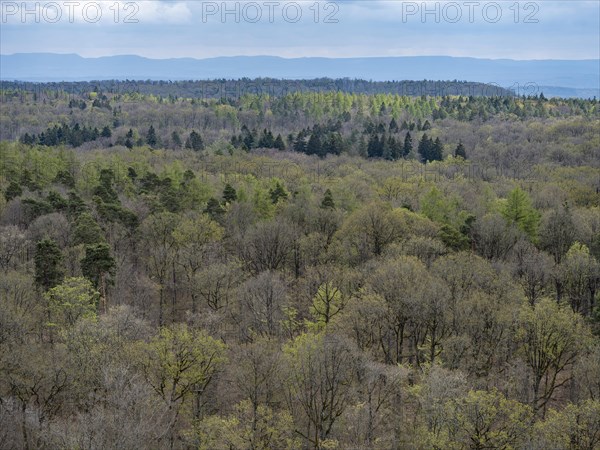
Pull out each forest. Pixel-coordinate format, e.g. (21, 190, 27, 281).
(0, 80, 599, 449)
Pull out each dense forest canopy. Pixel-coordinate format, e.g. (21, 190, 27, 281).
(0, 80, 599, 449)
(1, 78, 516, 100)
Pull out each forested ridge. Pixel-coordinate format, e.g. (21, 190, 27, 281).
(0, 81, 599, 449)
(1, 79, 516, 101)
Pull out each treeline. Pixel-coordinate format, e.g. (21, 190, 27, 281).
(1, 78, 516, 99)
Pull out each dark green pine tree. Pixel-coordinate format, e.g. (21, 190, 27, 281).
(185, 130, 205, 151)
(387, 136, 400, 160)
(454, 141, 467, 159)
(94, 169, 119, 204)
(204, 197, 225, 220)
(100, 126, 112, 138)
(34, 238, 64, 291)
(222, 183, 237, 204)
(258, 129, 275, 148)
(146, 125, 158, 148)
(306, 131, 322, 156)
(418, 133, 432, 162)
(320, 189, 336, 210)
(273, 134, 286, 151)
(293, 131, 308, 153)
(382, 134, 392, 160)
(403, 132, 413, 158)
(389, 118, 399, 133)
(367, 134, 383, 158)
(431, 137, 444, 161)
(73, 212, 105, 245)
(81, 242, 115, 313)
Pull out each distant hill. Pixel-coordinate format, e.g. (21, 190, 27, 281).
(1, 54, 598, 98)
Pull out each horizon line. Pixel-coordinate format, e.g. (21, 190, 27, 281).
(2, 53, 599, 62)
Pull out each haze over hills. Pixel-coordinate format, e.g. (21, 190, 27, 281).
(1, 53, 598, 98)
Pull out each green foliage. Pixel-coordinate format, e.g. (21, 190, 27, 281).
(81, 243, 116, 310)
(444, 389, 533, 449)
(535, 399, 600, 449)
(73, 212, 105, 245)
(500, 187, 540, 239)
(518, 297, 594, 413)
(269, 180, 288, 204)
(194, 401, 300, 450)
(45, 277, 99, 328)
(320, 189, 335, 210)
(34, 238, 64, 291)
(204, 197, 225, 220)
(308, 283, 345, 328)
(141, 323, 227, 406)
(222, 183, 237, 204)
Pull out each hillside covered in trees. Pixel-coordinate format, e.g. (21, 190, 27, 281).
(0, 80, 599, 449)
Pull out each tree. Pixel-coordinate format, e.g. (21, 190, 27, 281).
(81, 243, 115, 314)
(337, 202, 409, 261)
(402, 132, 413, 157)
(511, 240, 554, 306)
(539, 204, 576, 264)
(418, 133, 433, 162)
(146, 125, 158, 148)
(34, 238, 64, 291)
(320, 189, 335, 210)
(194, 401, 299, 450)
(140, 212, 179, 326)
(185, 130, 204, 151)
(500, 187, 540, 240)
(454, 141, 467, 159)
(269, 181, 288, 204)
(232, 338, 282, 424)
(73, 212, 105, 245)
(444, 389, 533, 450)
(518, 298, 593, 414)
(204, 197, 225, 220)
(100, 126, 112, 138)
(534, 400, 600, 450)
(45, 277, 99, 328)
(173, 213, 223, 314)
(258, 129, 275, 148)
(559, 242, 600, 315)
(0, 225, 25, 271)
(238, 271, 287, 338)
(238, 220, 296, 274)
(284, 333, 356, 449)
(430, 137, 443, 161)
(309, 282, 346, 328)
(306, 132, 322, 156)
(141, 324, 227, 446)
(273, 134, 286, 150)
(222, 183, 237, 204)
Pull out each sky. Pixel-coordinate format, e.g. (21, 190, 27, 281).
(1, 0, 599, 60)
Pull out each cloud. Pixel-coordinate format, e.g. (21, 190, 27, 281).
(0, 0, 598, 59)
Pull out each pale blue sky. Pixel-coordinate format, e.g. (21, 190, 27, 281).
(1, 1, 599, 59)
